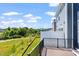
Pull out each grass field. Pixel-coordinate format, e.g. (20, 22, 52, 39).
(0, 37, 40, 56)
(0, 32, 2, 36)
(23, 37, 41, 56)
(0, 32, 3, 39)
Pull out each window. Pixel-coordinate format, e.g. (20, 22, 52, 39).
(58, 16, 60, 21)
(58, 28, 63, 31)
(56, 16, 60, 22)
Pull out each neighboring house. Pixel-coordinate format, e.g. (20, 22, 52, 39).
(41, 3, 79, 50)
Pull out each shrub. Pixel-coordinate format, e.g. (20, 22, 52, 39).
(1, 27, 40, 40)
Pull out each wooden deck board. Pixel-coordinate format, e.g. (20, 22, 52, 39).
(42, 47, 75, 56)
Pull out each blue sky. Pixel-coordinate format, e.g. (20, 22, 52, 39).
(0, 3, 58, 29)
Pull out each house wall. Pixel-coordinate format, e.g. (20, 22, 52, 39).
(56, 4, 68, 48)
(56, 3, 79, 49)
(56, 4, 73, 48)
(56, 4, 67, 39)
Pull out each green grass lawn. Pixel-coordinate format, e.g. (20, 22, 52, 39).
(23, 37, 41, 56)
(0, 37, 40, 56)
(0, 32, 2, 36)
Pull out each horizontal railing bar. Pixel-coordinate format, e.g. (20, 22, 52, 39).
(22, 37, 39, 56)
(27, 39, 43, 55)
(43, 37, 73, 48)
(43, 38, 73, 40)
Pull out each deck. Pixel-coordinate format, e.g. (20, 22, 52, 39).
(41, 47, 75, 56)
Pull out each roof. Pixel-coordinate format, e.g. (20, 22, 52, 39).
(55, 3, 65, 17)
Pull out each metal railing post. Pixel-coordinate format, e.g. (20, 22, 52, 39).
(57, 38, 59, 48)
(64, 38, 66, 48)
(43, 38, 44, 47)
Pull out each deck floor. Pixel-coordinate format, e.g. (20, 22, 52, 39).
(41, 47, 75, 56)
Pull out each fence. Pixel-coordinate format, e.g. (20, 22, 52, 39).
(44, 38, 73, 48)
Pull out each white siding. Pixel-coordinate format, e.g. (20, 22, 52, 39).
(56, 4, 68, 39)
(56, 4, 68, 48)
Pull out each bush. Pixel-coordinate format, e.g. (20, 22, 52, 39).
(1, 27, 40, 40)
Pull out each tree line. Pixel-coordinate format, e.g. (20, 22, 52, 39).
(0, 27, 40, 40)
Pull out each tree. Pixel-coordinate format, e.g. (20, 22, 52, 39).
(1, 27, 40, 40)
(17, 28, 27, 36)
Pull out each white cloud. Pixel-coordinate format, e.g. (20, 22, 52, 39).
(24, 13, 42, 23)
(31, 16, 42, 20)
(2, 11, 20, 16)
(45, 12, 56, 17)
(49, 3, 59, 7)
(17, 19, 24, 22)
(23, 14, 33, 17)
(18, 23, 27, 27)
(1, 21, 9, 25)
(0, 19, 26, 28)
(24, 14, 42, 19)
(27, 19, 37, 23)
(1, 22, 27, 28)
(1, 19, 24, 24)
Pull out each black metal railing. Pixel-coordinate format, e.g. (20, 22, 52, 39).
(22, 37, 73, 56)
(22, 37, 44, 56)
(27, 39, 44, 56)
(43, 38, 73, 48)
(22, 37, 37, 56)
